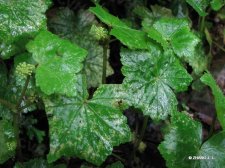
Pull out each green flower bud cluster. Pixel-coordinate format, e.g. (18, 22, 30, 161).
(6, 141, 16, 151)
(16, 62, 35, 78)
(90, 25, 108, 41)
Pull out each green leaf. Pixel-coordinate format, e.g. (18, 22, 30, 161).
(0, 0, 52, 44)
(159, 111, 202, 168)
(200, 72, 225, 129)
(185, 0, 210, 16)
(0, 37, 30, 60)
(48, 8, 114, 88)
(188, 43, 208, 74)
(147, 18, 200, 70)
(89, 4, 128, 28)
(159, 111, 225, 168)
(198, 131, 225, 167)
(121, 49, 192, 120)
(89, 4, 149, 49)
(26, 30, 87, 96)
(45, 75, 132, 166)
(134, 5, 173, 30)
(14, 158, 66, 168)
(0, 120, 16, 164)
(110, 27, 149, 49)
(48, 8, 78, 40)
(171, 28, 200, 58)
(210, 0, 225, 11)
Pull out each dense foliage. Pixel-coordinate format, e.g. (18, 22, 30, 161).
(0, 0, 225, 167)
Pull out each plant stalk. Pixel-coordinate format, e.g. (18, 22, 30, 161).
(135, 116, 149, 149)
(102, 40, 109, 84)
(112, 153, 126, 163)
(213, 41, 225, 53)
(14, 75, 31, 161)
(199, 16, 206, 33)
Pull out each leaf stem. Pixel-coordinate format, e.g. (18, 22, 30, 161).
(199, 16, 206, 33)
(213, 41, 225, 53)
(112, 153, 126, 163)
(134, 116, 149, 149)
(14, 75, 31, 161)
(16, 76, 30, 109)
(102, 40, 109, 84)
(203, 113, 217, 144)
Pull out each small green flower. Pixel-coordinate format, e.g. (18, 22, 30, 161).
(138, 141, 147, 153)
(16, 62, 35, 78)
(90, 25, 108, 41)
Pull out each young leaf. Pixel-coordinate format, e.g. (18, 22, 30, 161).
(159, 111, 225, 168)
(0, 120, 16, 164)
(89, 4, 149, 49)
(185, 0, 210, 16)
(26, 30, 87, 96)
(200, 72, 225, 129)
(0, 0, 52, 44)
(121, 49, 192, 120)
(48, 8, 114, 88)
(45, 75, 132, 166)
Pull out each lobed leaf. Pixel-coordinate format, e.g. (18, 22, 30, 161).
(26, 30, 87, 96)
(147, 18, 200, 71)
(121, 49, 192, 120)
(200, 72, 225, 129)
(45, 75, 132, 166)
(48, 8, 114, 88)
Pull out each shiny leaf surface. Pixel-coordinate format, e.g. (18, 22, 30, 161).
(159, 111, 225, 168)
(0, 0, 51, 44)
(45, 75, 132, 166)
(26, 30, 87, 96)
(121, 49, 192, 120)
(147, 18, 200, 70)
(48, 8, 114, 88)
